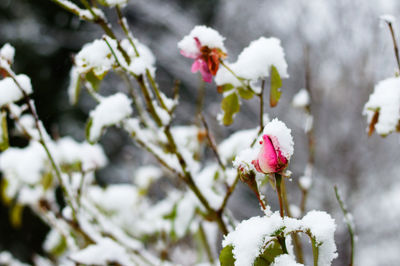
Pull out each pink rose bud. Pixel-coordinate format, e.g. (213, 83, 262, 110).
(252, 134, 289, 174)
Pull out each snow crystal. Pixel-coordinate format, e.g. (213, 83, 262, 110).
(0, 75, 32, 107)
(75, 39, 115, 77)
(0, 43, 15, 63)
(272, 254, 303, 266)
(302, 210, 338, 266)
(263, 118, 294, 159)
(292, 88, 310, 108)
(134, 165, 162, 189)
(380, 14, 396, 24)
(363, 77, 400, 135)
(178, 25, 226, 57)
(88, 93, 132, 142)
(215, 37, 288, 86)
(70, 238, 134, 266)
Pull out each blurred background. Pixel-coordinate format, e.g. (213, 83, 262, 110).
(1, 0, 400, 265)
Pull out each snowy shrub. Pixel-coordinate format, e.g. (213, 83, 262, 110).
(0, 1, 371, 266)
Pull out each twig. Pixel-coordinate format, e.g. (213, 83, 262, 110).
(199, 113, 226, 171)
(218, 173, 240, 212)
(386, 21, 400, 73)
(258, 79, 265, 134)
(334, 186, 355, 266)
(1, 65, 77, 218)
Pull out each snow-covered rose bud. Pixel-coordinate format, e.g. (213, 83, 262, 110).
(252, 134, 288, 174)
(178, 26, 227, 83)
(251, 119, 294, 174)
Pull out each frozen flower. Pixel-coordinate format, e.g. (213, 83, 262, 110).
(252, 134, 288, 174)
(251, 119, 294, 174)
(178, 26, 227, 83)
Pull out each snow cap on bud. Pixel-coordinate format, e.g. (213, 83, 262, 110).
(252, 119, 294, 174)
(178, 26, 226, 83)
(0, 43, 15, 64)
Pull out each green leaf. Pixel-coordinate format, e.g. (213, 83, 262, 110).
(238, 87, 254, 100)
(41, 172, 54, 191)
(220, 245, 235, 266)
(50, 235, 67, 256)
(10, 203, 24, 228)
(0, 110, 9, 151)
(85, 71, 102, 92)
(255, 240, 284, 265)
(85, 117, 95, 144)
(1, 178, 11, 206)
(71, 72, 82, 105)
(269, 65, 282, 107)
(221, 92, 240, 126)
(218, 84, 235, 94)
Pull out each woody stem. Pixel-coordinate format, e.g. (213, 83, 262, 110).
(275, 173, 285, 218)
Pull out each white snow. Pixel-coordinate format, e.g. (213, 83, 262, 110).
(363, 77, 400, 135)
(218, 128, 258, 164)
(233, 119, 293, 176)
(134, 165, 163, 189)
(88, 93, 133, 142)
(292, 89, 310, 108)
(68, 67, 80, 104)
(215, 37, 288, 86)
(75, 39, 115, 77)
(272, 254, 303, 266)
(0, 43, 15, 63)
(121, 39, 156, 76)
(55, 137, 108, 171)
(223, 210, 337, 266)
(222, 212, 285, 266)
(0, 75, 32, 107)
(87, 184, 139, 212)
(302, 211, 338, 266)
(299, 175, 312, 190)
(0, 251, 30, 266)
(380, 14, 396, 24)
(262, 118, 294, 159)
(178, 25, 226, 57)
(102, 0, 128, 7)
(70, 238, 134, 266)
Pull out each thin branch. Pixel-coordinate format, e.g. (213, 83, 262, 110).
(199, 113, 226, 171)
(386, 21, 400, 73)
(334, 186, 355, 266)
(1, 65, 77, 217)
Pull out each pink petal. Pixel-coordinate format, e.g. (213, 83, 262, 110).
(194, 37, 201, 49)
(192, 59, 212, 83)
(180, 50, 198, 59)
(258, 135, 278, 173)
(199, 61, 213, 83)
(191, 59, 202, 72)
